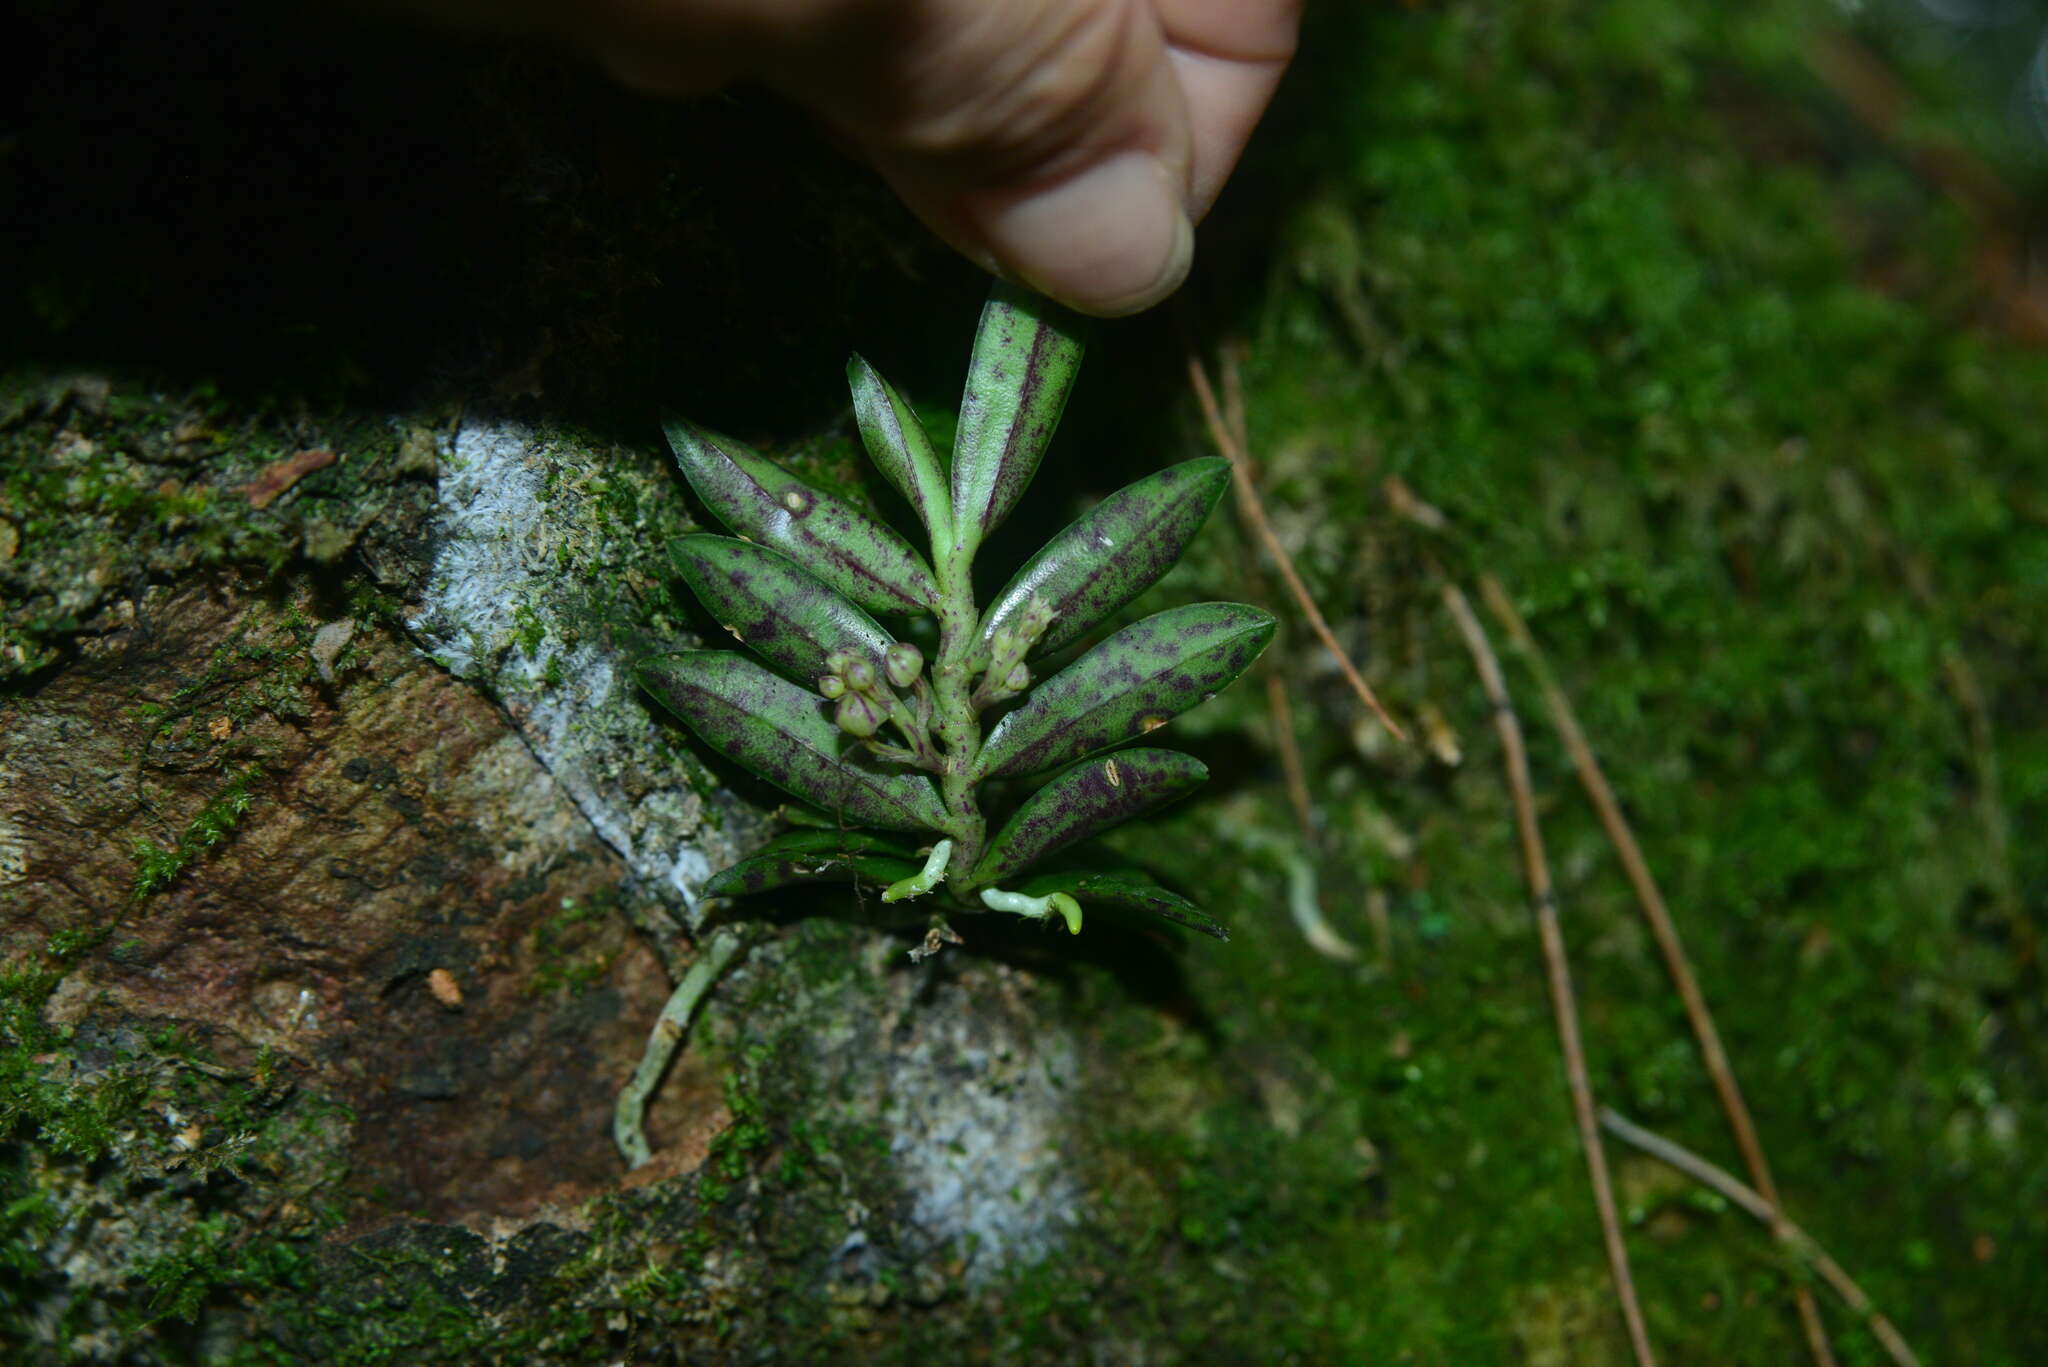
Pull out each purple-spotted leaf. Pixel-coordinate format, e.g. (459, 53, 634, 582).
(976, 603, 1275, 778)
(664, 419, 938, 616)
(670, 534, 893, 683)
(746, 829, 918, 860)
(969, 747, 1207, 888)
(848, 355, 951, 545)
(705, 830, 921, 898)
(979, 458, 1230, 660)
(639, 651, 948, 832)
(948, 284, 1086, 553)
(1014, 867, 1228, 941)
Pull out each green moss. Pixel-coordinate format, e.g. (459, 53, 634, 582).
(524, 892, 623, 1000)
(131, 764, 262, 902)
(0, 377, 410, 682)
(994, 0, 2048, 1359)
(0, 928, 354, 1361)
(511, 601, 547, 658)
(213, 970, 891, 1366)
(696, 1055, 773, 1203)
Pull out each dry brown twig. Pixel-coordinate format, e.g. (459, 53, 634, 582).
(1189, 340, 1382, 961)
(1599, 1109, 1923, 1367)
(1440, 583, 1658, 1367)
(1387, 474, 1836, 1363)
(1265, 672, 1318, 849)
(1186, 348, 1407, 742)
(1804, 31, 2048, 343)
(1477, 575, 1839, 1367)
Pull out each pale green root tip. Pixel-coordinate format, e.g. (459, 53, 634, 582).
(882, 839, 953, 903)
(979, 887, 1083, 934)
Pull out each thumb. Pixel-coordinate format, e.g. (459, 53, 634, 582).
(791, 1, 1196, 317)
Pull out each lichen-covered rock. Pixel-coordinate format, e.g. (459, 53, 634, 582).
(0, 378, 1255, 1366)
(0, 373, 424, 682)
(406, 415, 748, 935)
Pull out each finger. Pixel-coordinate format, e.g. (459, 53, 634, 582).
(801, 0, 1199, 318)
(1157, 0, 1302, 216)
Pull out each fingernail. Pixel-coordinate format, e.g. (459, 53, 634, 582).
(967, 151, 1195, 318)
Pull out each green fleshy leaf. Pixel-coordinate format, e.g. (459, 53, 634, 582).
(848, 354, 952, 546)
(969, 747, 1207, 887)
(1013, 867, 1229, 941)
(638, 651, 948, 832)
(670, 534, 893, 684)
(705, 830, 920, 898)
(976, 603, 1276, 778)
(751, 829, 919, 859)
(979, 458, 1230, 660)
(948, 284, 1086, 554)
(664, 419, 939, 616)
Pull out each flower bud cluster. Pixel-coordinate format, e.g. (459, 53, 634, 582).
(975, 595, 1055, 709)
(820, 649, 898, 738)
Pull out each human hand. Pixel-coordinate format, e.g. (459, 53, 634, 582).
(479, 0, 1302, 316)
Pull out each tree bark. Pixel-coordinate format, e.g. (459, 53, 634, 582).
(1, 376, 1235, 1364)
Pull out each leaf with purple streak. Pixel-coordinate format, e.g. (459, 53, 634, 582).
(1013, 867, 1229, 941)
(976, 603, 1275, 779)
(670, 534, 892, 684)
(948, 284, 1086, 554)
(968, 747, 1207, 888)
(979, 458, 1230, 660)
(848, 354, 952, 545)
(639, 651, 948, 832)
(705, 829, 921, 898)
(664, 419, 938, 616)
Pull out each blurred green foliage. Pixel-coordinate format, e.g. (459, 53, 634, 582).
(1053, 0, 2048, 1361)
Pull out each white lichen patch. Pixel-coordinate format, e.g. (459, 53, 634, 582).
(0, 758, 27, 884)
(408, 417, 739, 926)
(0, 809, 27, 884)
(881, 977, 1082, 1283)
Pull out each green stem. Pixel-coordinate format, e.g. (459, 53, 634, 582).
(930, 546, 987, 882)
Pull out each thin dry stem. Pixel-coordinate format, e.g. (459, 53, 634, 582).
(1265, 673, 1318, 849)
(1477, 574, 1838, 1366)
(1186, 349, 1407, 742)
(1599, 1109, 1923, 1367)
(1805, 31, 2048, 341)
(1440, 583, 1657, 1367)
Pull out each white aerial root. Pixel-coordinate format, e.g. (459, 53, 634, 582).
(613, 927, 747, 1168)
(979, 887, 1082, 935)
(881, 839, 953, 903)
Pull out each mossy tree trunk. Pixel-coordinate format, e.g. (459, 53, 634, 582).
(9, 1, 2048, 1363)
(2, 383, 1241, 1362)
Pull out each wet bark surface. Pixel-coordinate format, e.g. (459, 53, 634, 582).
(0, 384, 1200, 1363)
(5, 566, 712, 1207)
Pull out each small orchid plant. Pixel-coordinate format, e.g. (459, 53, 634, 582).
(639, 285, 1272, 946)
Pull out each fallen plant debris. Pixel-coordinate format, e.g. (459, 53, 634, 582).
(241, 448, 337, 509)
(1440, 581, 1659, 1367)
